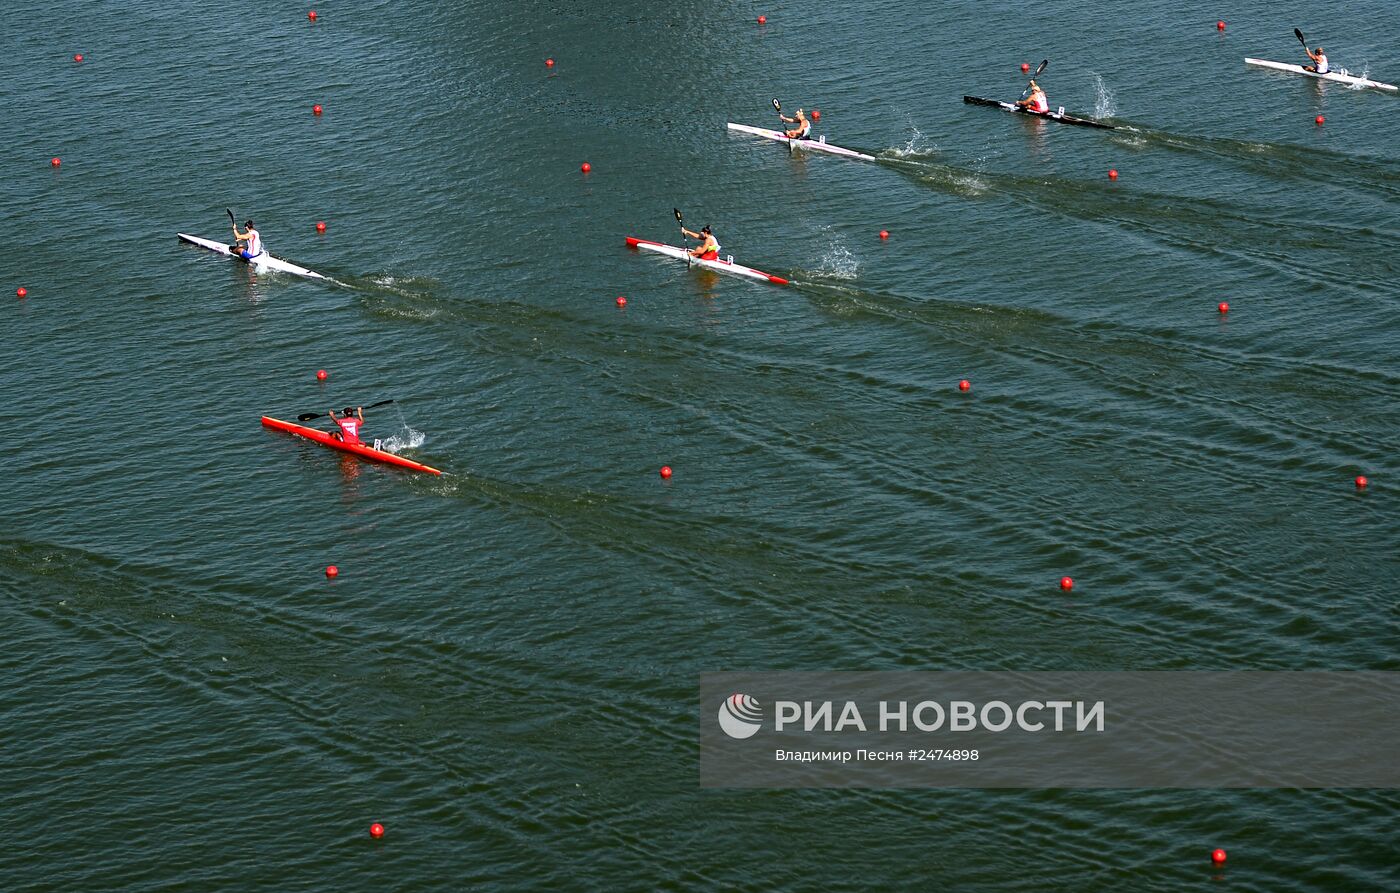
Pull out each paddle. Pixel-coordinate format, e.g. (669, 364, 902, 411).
(1019, 59, 1048, 100)
(773, 98, 796, 153)
(298, 398, 394, 422)
(674, 208, 693, 267)
(226, 207, 237, 251)
(1295, 28, 1307, 50)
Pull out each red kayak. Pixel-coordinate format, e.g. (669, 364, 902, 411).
(261, 416, 443, 475)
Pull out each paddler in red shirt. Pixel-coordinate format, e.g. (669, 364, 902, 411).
(328, 406, 365, 444)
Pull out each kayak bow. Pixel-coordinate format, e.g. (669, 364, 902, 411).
(625, 237, 791, 286)
(178, 233, 329, 280)
(726, 123, 877, 161)
(963, 95, 1116, 129)
(261, 416, 442, 475)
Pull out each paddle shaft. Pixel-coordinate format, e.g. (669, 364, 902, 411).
(298, 398, 394, 422)
(1020, 59, 1048, 100)
(674, 208, 693, 267)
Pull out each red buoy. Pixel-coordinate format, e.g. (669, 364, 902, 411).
(74, 53, 84, 63)
(1211, 848, 1227, 865)
(1218, 302, 1229, 314)
(580, 162, 591, 173)
(1059, 576, 1074, 592)
(1021, 63, 1030, 73)
(1108, 168, 1119, 180)
(758, 15, 767, 24)
(659, 465, 673, 479)
(308, 10, 317, 21)
(325, 565, 339, 578)
(50, 157, 61, 167)
(1355, 475, 1368, 490)
(369, 822, 384, 839)
(958, 379, 970, 392)
(16, 287, 28, 299)
(545, 58, 555, 67)
(879, 230, 889, 239)
(1315, 115, 1325, 125)
(1216, 21, 1226, 31)
(315, 220, 327, 233)
(313, 104, 323, 115)
(316, 369, 328, 381)
(616, 296, 627, 307)
(810, 109, 820, 120)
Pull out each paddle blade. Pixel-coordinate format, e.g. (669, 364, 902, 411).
(1036, 59, 1048, 77)
(1295, 28, 1307, 47)
(297, 412, 322, 421)
(226, 208, 236, 226)
(673, 208, 683, 223)
(772, 98, 781, 113)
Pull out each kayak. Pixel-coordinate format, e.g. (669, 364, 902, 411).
(726, 122, 877, 161)
(178, 233, 329, 280)
(963, 95, 1116, 130)
(1243, 58, 1397, 93)
(261, 416, 443, 475)
(625, 237, 791, 286)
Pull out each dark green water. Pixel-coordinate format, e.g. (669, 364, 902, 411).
(3, 1, 1397, 889)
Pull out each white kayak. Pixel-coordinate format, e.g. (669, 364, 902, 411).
(626, 237, 792, 286)
(1244, 58, 1397, 93)
(726, 122, 876, 162)
(177, 233, 329, 280)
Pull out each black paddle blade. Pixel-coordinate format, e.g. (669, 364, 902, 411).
(1295, 28, 1306, 46)
(772, 98, 781, 113)
(673, 208, 683, 223)
(1036, 59, 1048, 77)
(226, 208, 236, 225)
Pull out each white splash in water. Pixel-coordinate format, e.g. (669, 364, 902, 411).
(889, 118, 939, 158)
(380, 427, 427, 452)
(1092, 73, 1117, 118)
(813, 229, 859, 280)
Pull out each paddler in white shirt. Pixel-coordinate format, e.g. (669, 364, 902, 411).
(680, 225, 720, 260)
(779, 108, 811, 140)
(229, 219, 263, 260)
(1017, 80, 1050, 113)
(1303, 45, 1329, 74)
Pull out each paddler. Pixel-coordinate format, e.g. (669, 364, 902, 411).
(680, 224, 720, 260)
(779, 108, 811, 140)
(328, 406, 366, 445)
(1302, 44, 1329, 74)
(1017, 80, 1050, 114)
(229, 219, 263, 260)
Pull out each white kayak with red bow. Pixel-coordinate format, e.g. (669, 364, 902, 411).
(625, 237, 792, 286)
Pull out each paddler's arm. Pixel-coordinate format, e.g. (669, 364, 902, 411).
(680, 227, 699, 239)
